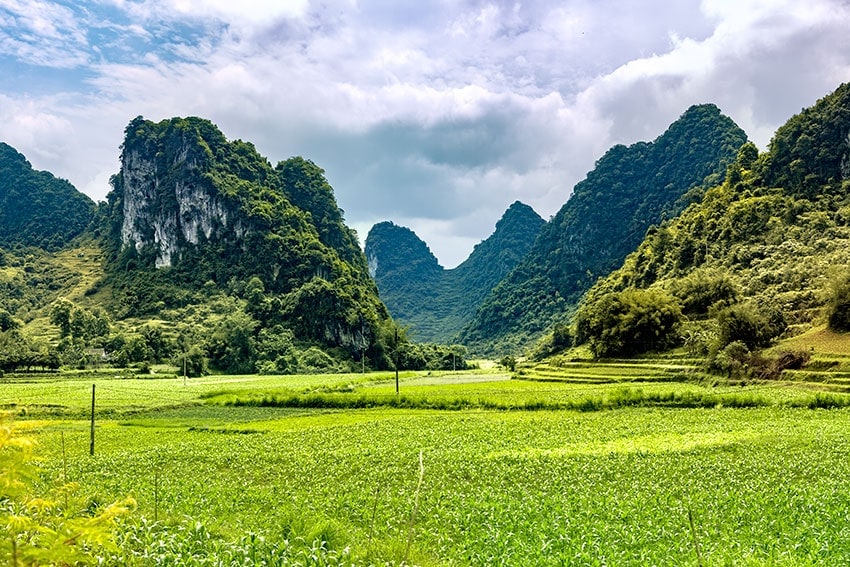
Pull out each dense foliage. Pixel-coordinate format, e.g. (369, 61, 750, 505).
(365, 201, 544, 343)
(574, 289, 683, 357)
(460, 104, 748, 354)
(92, 115, 461, 373)
(0, 143, 96, 250)
(827, 272, 850, 332)
(573, 82, 850, 365)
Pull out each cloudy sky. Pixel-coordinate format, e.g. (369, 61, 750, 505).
(1, 0, 849, 267)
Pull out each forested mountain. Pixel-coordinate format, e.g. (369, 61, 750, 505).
(570, 83, 850, 363)
(459, 104, 748, 354)
(0, 142, 95, 250)
(98, 116, 398, 371)
(0, 118, 473, 375)
(365, 201, 544, 342)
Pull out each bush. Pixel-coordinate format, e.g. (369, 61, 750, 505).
(574, 289, 683, 358)
(298, 346, 338, 372)
(500, 355, 517, 372)
(716, 302, 785, 349)
(708, 343, 810, 380)
(827, 272, 850, 332)
(670, 269, 738, 315)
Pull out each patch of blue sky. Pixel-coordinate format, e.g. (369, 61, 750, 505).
(0, 57, 96, 96)
(0, 0, 222, 96)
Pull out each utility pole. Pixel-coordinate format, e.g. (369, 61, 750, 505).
(395, 328, 399, 395)
(89, 384, 95, 456)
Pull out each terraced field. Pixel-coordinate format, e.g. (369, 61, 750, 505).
(516, 358, 706, 384)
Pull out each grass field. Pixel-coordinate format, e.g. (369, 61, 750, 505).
(4, 365, 850, 566)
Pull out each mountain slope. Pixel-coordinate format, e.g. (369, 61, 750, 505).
(0, 142, 95, 250)
(365, 201, 544, 342)
(104, 116, 391, 362)
(575, 83, 850, 357)
(459, 104, 748, 354)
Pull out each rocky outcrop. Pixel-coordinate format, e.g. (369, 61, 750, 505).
(119, 144, 246, 268)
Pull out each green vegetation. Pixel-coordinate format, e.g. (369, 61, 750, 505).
(0, 142, 96, 251)
(7, 80, 850, 564)
(0, 116, 475, 378)
(826, 271, 850, 331)
(461, 104, 748, 355)
(366, 201, 544, 343)
(1, 418, 135, 565)
(574, 288, 683, 357)
(4, 367, 850, 565)
(569, 82, 850, 376)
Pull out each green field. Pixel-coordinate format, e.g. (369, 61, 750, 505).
(5, 368, 850, 565)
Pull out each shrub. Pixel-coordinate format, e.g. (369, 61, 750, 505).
(670, 268, 738, 315)
(827, 272, 850, 332)
(500, 355, 517, 372)
(574, 289, 683, 358)
(1, 418, 135, 564)
(298, 346, 337, 372)
(707, 343, 810, 380)
(716, 302, 785, 350)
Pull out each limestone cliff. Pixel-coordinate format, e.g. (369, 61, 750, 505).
(116, 117, 248, 268)
(105, 116, 389, 354)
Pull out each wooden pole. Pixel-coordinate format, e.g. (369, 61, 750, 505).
(89, 384, 95, 456)
(395, 328, 399, 395)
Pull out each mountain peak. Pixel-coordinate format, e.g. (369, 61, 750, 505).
(0, 142, 95, 251)
(459, 103, 749, 353)
(365, 202, 544, 342)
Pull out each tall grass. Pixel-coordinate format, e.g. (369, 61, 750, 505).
(214, 386, 850, 412)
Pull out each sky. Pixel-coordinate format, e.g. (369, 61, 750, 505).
(1, 1, 849, 268)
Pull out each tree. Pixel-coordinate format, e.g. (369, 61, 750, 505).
(175, 345, 208, 378)
(500, 355, 517, 372)
(716, 302, 785, 349)
(49, 299, 74, 337)
(206, 310, 257, 373)
(669, 269, 739, 316)
(139, 324, 172, 362)
(827, 272, 850, 332)
(0, 309, 18, 332)
(574, 289, 683, 358)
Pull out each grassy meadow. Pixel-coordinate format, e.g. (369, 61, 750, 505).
(4, 354, 850, 565)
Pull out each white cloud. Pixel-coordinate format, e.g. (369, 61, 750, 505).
(0, 0, 90, 66)
(1, 0, 849, 267)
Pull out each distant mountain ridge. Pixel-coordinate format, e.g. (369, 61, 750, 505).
(571, 82, 850, 360)
(0, 117, 471, 375)
(0, 142, 95, 250)
(365, 201, 544, 342)
(459, 103, 749, 354)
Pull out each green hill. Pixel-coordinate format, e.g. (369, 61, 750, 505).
(571, 83, 850, 367)
(365, 201, 544, 342)
(0, 142, 95, 250)
(1, 117, 470, 376)
(459, 104, 748, 355)
(98, 116, 398, 370)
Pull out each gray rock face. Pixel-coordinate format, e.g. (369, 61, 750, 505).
(119, 147, 246, 267)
